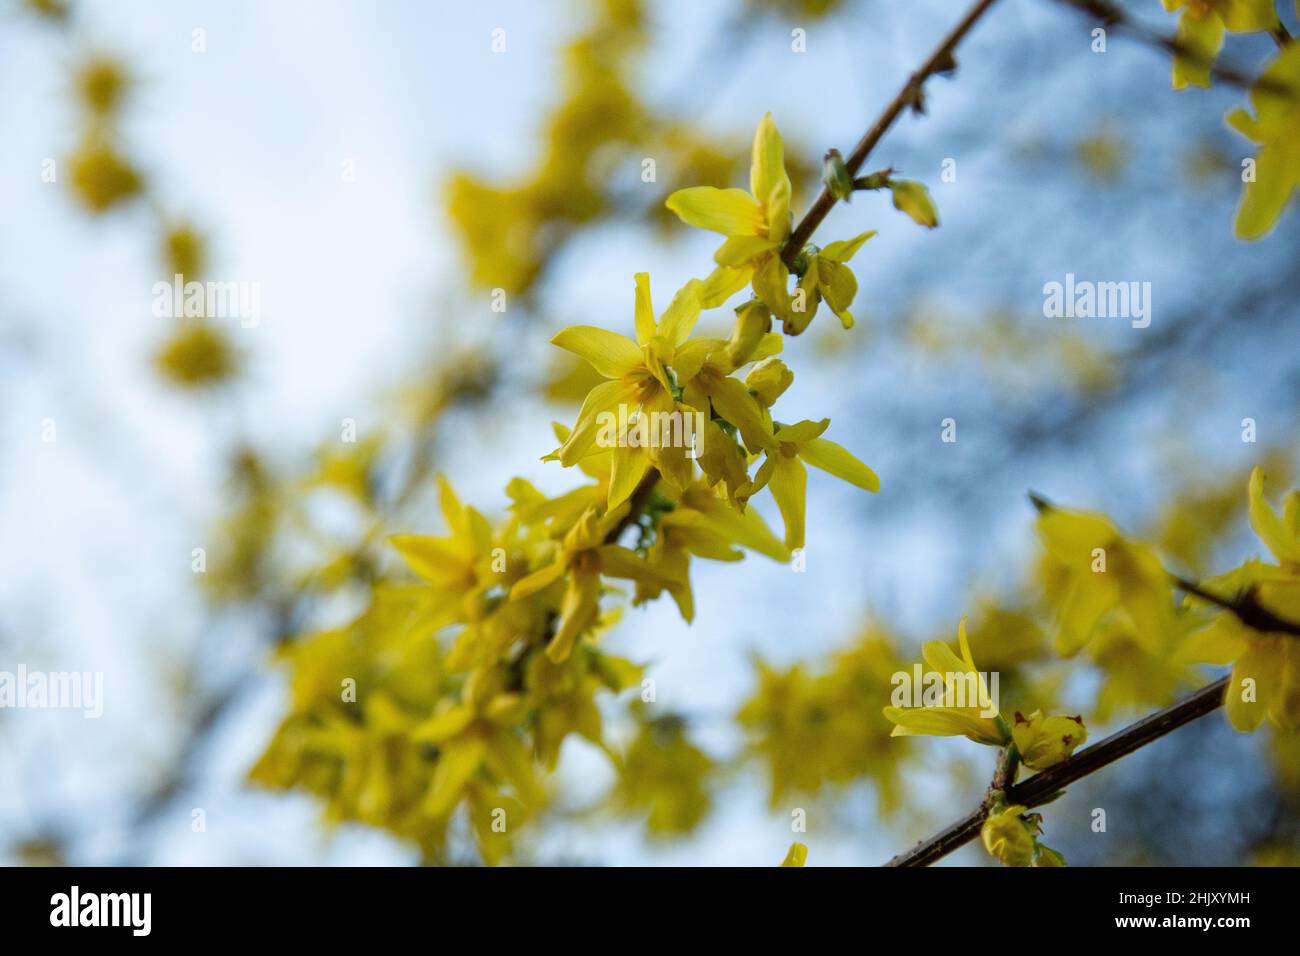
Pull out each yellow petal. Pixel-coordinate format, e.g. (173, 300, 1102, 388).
(548, 565, 602, 662)
(1171, 10, 1223, 90)
(1225, 639, 1282, 732)
(413, 704, 476, 744)
(1234, 143, 1296, 241)
(819, 230, 877, 263)
(768, 453, 807, 550)
(750, 113, 791, 218)
(699, 263, 752, 307)
(798, 436, 880, 492)
(1249, 467, 1300, 562)
(558, 379, 639, 466)
(1055, 574, 1119, 655)
(388, 534, 464, 583)
(633, 273, 655, 346)
(551, 325, 643, 380)
(509, 557, 566, 600)
(706, 374, 776, 453)
(1220, 0, 1278, 32)
(1175, 615, 1249, 665)
(779, 842, 807, 867)
(775, 418, 829, 444)
(666, 186, 765, 237)
(596, 544, 668, 585)
(657, 279, 704, 347)
(423, 735, 486, 817)
(608, 443, 652, 509)
(715, 235, 776, 267)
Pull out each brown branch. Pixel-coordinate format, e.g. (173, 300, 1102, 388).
(1173, 576, 1300, 637)
(780, 0, 1003, 268)
(884, 676, 1228, 866)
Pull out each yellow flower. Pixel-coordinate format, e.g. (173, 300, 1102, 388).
(1036, 504, 1175, 656)
(550, 274, 703, 502)
(1178, 469, 1300, 732)
(666, 113, 795, 312)
(509, 504, 668, 662)
(1011, 710, 1087, 770)
(75, 56, 129, 116)
(666, 112, 792, 267)
(1248, 466, 1300, 565)
(743, 418, 879, 550)
(884, 618, 1008, 746)
(1163, 0, 1279, 90)
(388, 477, 503, 628)
(68, 139, 143, 213)
(412, 667, 542, 818)
(741, 632, 907, 809)
(981, 804, 1037, 867)
(612, 708, 714, 836)
(780, 842, 808, 867)
(153, 321, 239, 388)
(163, 224, 205, 280)
(1226, 43, 1300, 239)
(634, 481, 790, 620)
(792, 230, 876, 333)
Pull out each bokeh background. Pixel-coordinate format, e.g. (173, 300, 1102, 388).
(1, 0, 1298, 865)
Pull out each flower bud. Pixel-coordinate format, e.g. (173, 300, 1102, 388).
(889, 179, 939, 228)
(725, 300, 772, 368)
(981, 804, 1036, 867)
(1011, 710, 1087, 770)
(822, 148, 854, 203)
(744, 357, 793, 407)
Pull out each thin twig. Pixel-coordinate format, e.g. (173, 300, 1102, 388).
(884, 676, 1228, 866)
(1173, 576, 1300, 637)
(780, 0, 1004, 268)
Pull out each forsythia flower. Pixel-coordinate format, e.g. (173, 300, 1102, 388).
(634, 481, 790, 621)
(153, 321, 239, 388)
(1179, 468, 1300, 731)
(884, 618, 1008, 746)
(739, 632, 908, 809)
(1163, 0, 1279, 90)
(412, 667, 543, 818)
(666, 113, 793, 310)
(549, 274, 702, 503)
(793, 230, 876, 333)
(75, 56, 129, 116)
(1035, 502, 1176, 656)
(612, 708, 714, 836)
(1011, 710, 1087, 770)
(389, 479, 500, 612)
(509, 504, 666, 662)
(68, 140, 143, 213)
(1227, 43, 1300, 239)
(744, 418, 880, 550)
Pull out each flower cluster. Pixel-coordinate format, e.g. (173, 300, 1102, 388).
(881, 467, 1300, 866)
(252, 112, 889, 862)
(1159, 2, 1300, 239)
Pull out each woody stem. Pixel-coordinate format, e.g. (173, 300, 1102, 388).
(780, 0, 1003, 268)
(885, 676, 1228, 866)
